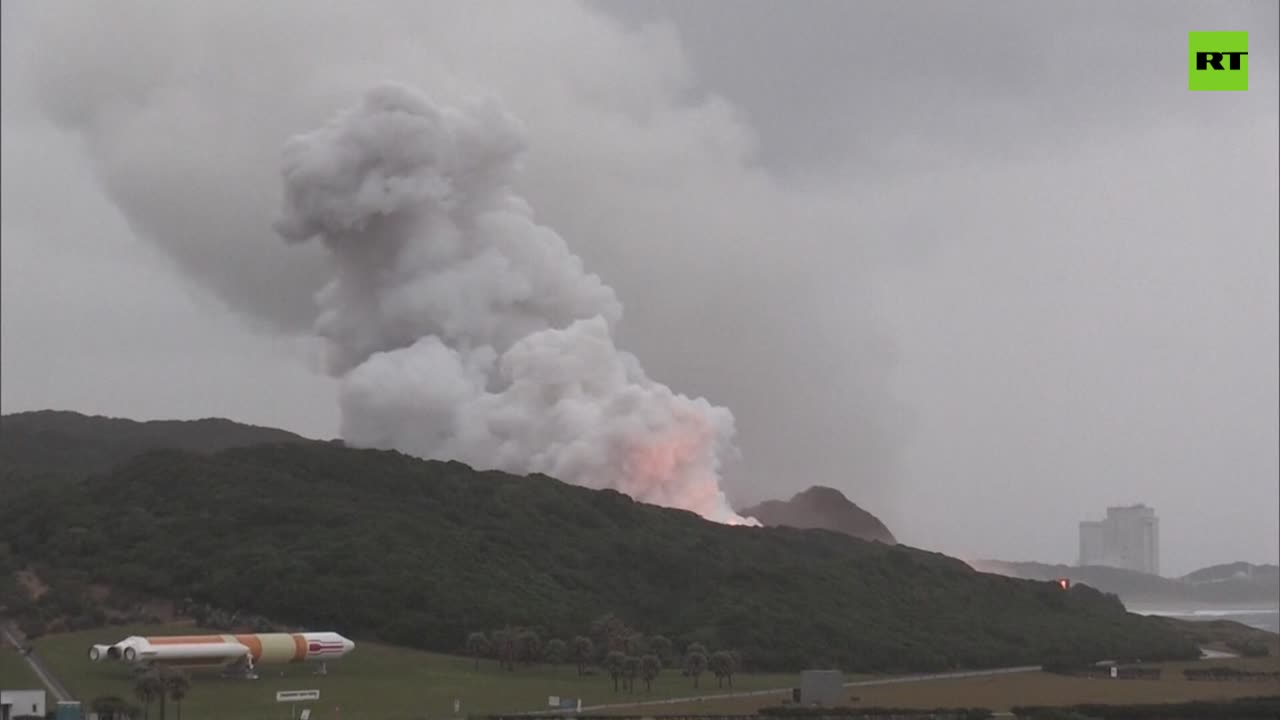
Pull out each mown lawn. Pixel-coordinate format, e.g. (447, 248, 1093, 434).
(633, 656, 1280, 715)
(1, 641, 45, 691)
(33, 625, 802, 720)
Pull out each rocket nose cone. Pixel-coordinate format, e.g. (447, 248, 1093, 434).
(342, 637, 355, 653)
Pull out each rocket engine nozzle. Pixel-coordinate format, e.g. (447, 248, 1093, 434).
(89, 644, 111, 661)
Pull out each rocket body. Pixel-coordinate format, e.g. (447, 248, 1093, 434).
(88, 632, 354, 669)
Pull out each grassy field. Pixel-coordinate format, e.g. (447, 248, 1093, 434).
(25, 624, 1280, 718)
(636, 655, 1280, 715)
(1, 641, 45, 691)
(32, 625, 801, 720)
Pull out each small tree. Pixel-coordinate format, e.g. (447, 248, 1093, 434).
(545, 638, 567, 671)
(709, 651, 733, 688)
(725, 650, 740, 688)
(640, 653, 662, 692)
(622, 655, 642, 692)
(649, 635, 673, 665)
(685, 650, 708, 688)
(491, 627, 517, 671)
(516, 629, 543, 666)
(591, 613, 632, 655)
(571, 635, 595, 675)
(604, 650, 626, 692)
(625, 632, 647, 657)
(466, 631, 491, 671)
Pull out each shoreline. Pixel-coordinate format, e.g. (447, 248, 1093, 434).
(1127, 605, 1280, 635)
(1127, 605, 1280, 615)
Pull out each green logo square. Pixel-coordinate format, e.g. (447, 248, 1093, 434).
(1188, 31, 1249, 91)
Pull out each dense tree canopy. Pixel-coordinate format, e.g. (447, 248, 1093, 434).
(2, 441, 1200, 672)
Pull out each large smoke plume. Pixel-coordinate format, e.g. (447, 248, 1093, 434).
(274, 83, 753, 525)
(8, 1, 908, 533)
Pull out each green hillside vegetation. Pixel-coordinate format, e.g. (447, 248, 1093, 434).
(2, 440, 1201, 673)
(0, 410, 315, 497)
(31, 625, 801, 720)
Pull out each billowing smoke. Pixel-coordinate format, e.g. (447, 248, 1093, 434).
(7, 1, 909, 532)
(274, 83, 753, 525)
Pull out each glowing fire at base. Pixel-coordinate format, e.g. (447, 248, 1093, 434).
(619, 425, 759, 527)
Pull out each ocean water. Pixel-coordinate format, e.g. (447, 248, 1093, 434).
(1131, 607, 1280, 634)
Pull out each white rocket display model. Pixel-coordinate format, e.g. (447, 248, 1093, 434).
(88, 632, 354, 677)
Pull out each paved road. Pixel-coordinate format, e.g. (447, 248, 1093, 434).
(844, 664, 1041, 688)
(518, 665, 1043, 715)
(1, 621, 74, 703)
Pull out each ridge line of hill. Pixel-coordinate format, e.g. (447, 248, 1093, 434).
(2, 414, 1206, 673)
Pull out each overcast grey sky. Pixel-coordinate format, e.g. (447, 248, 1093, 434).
(2, 0, 1276, 575)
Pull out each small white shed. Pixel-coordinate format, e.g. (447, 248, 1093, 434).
(1, 689, 48, 720)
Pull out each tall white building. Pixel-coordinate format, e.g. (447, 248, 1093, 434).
(1078, 504, 1159, 575)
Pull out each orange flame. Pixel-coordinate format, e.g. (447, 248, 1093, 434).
(617, 417, 757, 526)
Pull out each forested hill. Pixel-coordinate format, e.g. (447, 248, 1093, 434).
(0, 409, 316, 493)
(2, 442, 1199, 672)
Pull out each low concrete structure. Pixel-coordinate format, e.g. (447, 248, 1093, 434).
(798, 669, 843, 706)
(1, 689, 47, 720)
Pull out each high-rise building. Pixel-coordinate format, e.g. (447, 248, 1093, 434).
(1077, 504, 1159, 575)
(1078, 520, 1106, 569)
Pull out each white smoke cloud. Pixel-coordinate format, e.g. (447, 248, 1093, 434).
(274, 82, 751, 524)
(5, 0, 908, 524)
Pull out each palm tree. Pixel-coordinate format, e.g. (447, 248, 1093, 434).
(640, 654, 662, 692)
(154, 668, 169, 720)
(133, 670, 162, 720)
(571, 636, 594, 676)
(684, 651, 707, 688)
(603, 650, 626, 692)
(164, 667, 191, 720)
(466, 631, 490, 671)
(90, 695, 136, 720)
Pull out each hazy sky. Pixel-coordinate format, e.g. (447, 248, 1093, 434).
(2, 0, 1276, 575)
